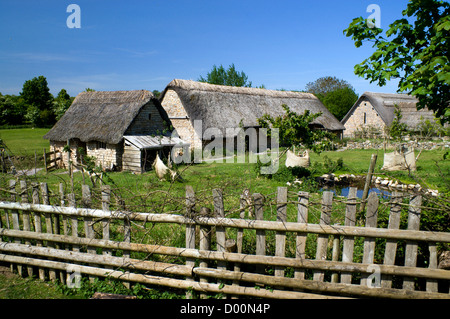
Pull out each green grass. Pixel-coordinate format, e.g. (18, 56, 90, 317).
(0, 128, 50, 156)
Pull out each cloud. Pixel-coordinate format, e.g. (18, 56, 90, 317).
(114, 48, 158, 58)
(2, 52, 81, 63)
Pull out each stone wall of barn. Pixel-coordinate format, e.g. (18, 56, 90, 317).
(160, 89, 203, 149)
(86, 142, 123, 170)
(49, 140, 123, 170)
(125, 101, 167, 136)
(343, 98, 386, 138)
(49, 140, 84, 169)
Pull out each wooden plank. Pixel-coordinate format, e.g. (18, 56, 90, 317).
(20, 180, 33, 277)
(199, 207, 211, 299)
(231, 193, 247, 297)
(213, 188, 226, 271)
(381, 191, 402, 288)
(253, 193, 265, 275)
(295, 191, 309, 280)
(9, 179, 22, 276)
(403, 195, 422, 291)
(426, 243, 438, 293)
(41, 182, 57, 282)
(32, 183, 45, 281)
(185, 185, 196, 299)
(360, 192, 379, 288)
(4, 227, 450, 283)
(341, 187, 357, 284)
(101, 185, 112, 258)
(313, 191, 333, 282)
(275, 187, 287, 278)
(59, 183, 69, 237)
(2, 200, 449, 243)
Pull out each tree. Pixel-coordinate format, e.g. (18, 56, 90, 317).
(305, 76, 358, 121)
(257, 104, 333, 154)
(198, 63, 252, 87)
(20, 76, 55, 126)
(321, 87, 358, 121)
(52, 89, 73, 121)
(305, 76, 355, 100)
(344, 0, 450, 123)
(0, 94, 26, 126)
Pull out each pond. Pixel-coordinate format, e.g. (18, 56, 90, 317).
(322, 185, 392, 200)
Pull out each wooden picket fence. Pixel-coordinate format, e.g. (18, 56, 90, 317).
(0, 179, 449, 299)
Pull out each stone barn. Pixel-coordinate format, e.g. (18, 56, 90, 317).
(159, 79, 345, 150)
(341, 92, 436, 138)
(44, 90, 186, 173)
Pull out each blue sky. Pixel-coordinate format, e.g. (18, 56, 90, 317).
(0, 0, 410, 97)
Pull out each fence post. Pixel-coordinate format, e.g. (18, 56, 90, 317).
(41, 182, 57, 282)
(313, 191, 333, 282)
(295, 191, 309, 280)
(381, 191, 402, 288)
(199, 207, 211, 299)
(253, 193, 265, 276)
(20, 180, 33, 278)
(32, 182, 46, 281)
(275, 187, 287, 278)
(101, 185, 112, 258)
(403, 194, 422, 290)
(9, 179, 22, 276)
(185, 185, 196, 299)
(341, 187, 357, 284)
(360, 192, 379, 288)
(213, 188, 226, 271)
(360, 154, 377, 213)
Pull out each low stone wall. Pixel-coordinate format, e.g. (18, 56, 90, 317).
(342, 139, 450, 151)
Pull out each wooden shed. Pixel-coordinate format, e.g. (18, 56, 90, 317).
(44, 90, 184, 173)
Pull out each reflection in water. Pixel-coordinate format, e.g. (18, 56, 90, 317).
(322, 186, 392, 200)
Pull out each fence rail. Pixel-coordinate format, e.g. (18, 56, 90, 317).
(0, 179, 449, 299)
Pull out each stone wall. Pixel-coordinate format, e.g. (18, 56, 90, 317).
(86, 142, 123, 170)
(161, 89, 203, 149)
(125, 101, 166, 136)
(343, 98, 386, 138)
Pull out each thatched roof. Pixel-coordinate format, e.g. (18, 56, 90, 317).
(160, 79, 345, 136)
(44, 90, 168, 144)
(342, 92, 436, 128)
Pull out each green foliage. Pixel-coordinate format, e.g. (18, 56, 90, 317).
(257, 104, 333, 153)
(198, 63, 252, 87)
(52, 89, 73, 121)
(305, 76, 355, 98)
(389, 105, 408, 140)
(0, 94, 27, 125)
(344, 0, 450, 123)
(0, 76, 74, 127)
(321, 87, 358, 121)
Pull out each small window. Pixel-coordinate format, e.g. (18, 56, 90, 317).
(364, 113, 367, 124)
(148, 113, 152, 121)
(97, 142, 107, 149)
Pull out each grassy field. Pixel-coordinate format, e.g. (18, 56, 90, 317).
(0, 128, 448, 299)
(0, 128, 50, 156)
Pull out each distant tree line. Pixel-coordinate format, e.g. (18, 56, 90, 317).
(0, 75, 74, 128)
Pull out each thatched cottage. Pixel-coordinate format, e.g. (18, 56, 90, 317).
(159, 79, 345, 150)
(44, 90, 186, 173)
(341, 92, 436, 138)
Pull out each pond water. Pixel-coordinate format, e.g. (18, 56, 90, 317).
(321, 186, 392, 200)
